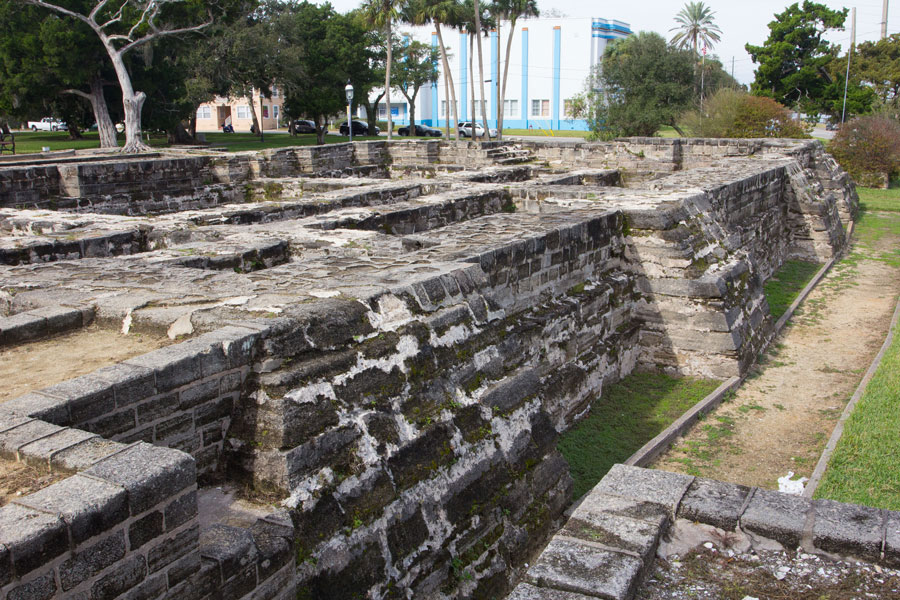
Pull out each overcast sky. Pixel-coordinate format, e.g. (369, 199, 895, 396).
(321, 0, 899, 85)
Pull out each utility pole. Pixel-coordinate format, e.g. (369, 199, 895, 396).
(842, 7, 856, 124)
(882, 0, 889, 39)
(731, 56, 735, 86)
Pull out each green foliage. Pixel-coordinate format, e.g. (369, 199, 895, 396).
(746, 1, 848, 117)
(829, 115, 900, 187)
(392, 38, 439, 129)
(557, 372, 719, 499)
(280, 2, 375, 145)
(681, 88, 811, 138)
(570, 32, 696, 139)
(669, 1, 722, 54)
(854, 34, 900, 119)
(763, 259, 822, 319)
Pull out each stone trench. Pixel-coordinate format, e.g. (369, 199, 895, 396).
(0, 137, 870, 600)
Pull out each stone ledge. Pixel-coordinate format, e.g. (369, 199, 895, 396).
(0, 305, 93, 346)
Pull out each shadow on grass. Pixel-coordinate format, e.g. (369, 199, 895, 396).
(557, 372, 719, 499)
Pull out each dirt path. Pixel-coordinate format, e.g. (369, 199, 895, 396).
(654, 223, 900, 490)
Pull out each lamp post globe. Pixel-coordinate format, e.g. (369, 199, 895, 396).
(345, 80, 354, 142)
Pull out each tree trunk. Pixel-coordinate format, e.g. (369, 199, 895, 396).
(473, 1, 489, 140)
(385, 15, 393, 140)
(316, 116, 326, 145)
(67, 123, 83, 139)
(443, 66, 450, 139)
(499, 20, 516, 140)
(105, 46, 150, 153)
(496, 22, 501, 140)
(435, 22, 459, 141)
(168, 121, 196, 144)
(363, 92, 385, 138)
(190, 114, 197, 139)
(469, 33, 475, 123)
(409, 90, 417, 131)
(89, 75, 118, 148)
(251, 98, 263, 141)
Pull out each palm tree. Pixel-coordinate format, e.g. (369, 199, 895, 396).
(492, 0, 539, 139)
(457, 1, 494, 132)
(670, 1, 722, 55)
(363, 0, 403, 140)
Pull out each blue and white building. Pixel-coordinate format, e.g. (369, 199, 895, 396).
(365, 17, 632, 132)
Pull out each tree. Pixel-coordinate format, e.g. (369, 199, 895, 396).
(362, 0, 402, 139)
(849, 34, 900, 116)
(352, 26, 387, 138)
(456, 0, 493, 129)
(746, 1, 847, 117)
(393, 39, 439, 133)
(670, 1, 721, 55)
(491, 0, 538, 139)
(281, 2, 373, 145)
(571, 32, 695, 139)
(17, 0, 216, 152)
(830, 115, 900, 187)
(0, 1, 120, 146)
(681, 88, 810, 138)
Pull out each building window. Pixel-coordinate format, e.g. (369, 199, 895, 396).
(531, 99, 549, 117)
(441, 101, 458, 117)
(503, 100, 518, 117)
(196, 106, 211, 119)
(271, 87, 278, 98)
(262, 105, 270, 119)
(273, 105, 279, 123)
(236, 105, 252, 119)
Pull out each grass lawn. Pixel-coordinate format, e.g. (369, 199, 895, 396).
(557, 372, 720, 499)
(503, 128, 591, 138)
(764, 260, 822, 319)
(656, 126, 682, 138)
(815, 183, 900, 510)
(6, 130, 386, 154)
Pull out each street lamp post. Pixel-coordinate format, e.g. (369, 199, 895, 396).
(345, 80, 354, 143)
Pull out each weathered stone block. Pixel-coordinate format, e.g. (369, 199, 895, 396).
(86, 442, 196, 515)
(58, 531, 127, 590)
(130, 510, 164, 550)
(148, 524, 199, 573)
(90, 554, 148, 600)
(17, 474, 128, 545)
(562, 510, 659, 561)
(17, 428, 98, 468)
(6, 571, 57, 600)
(0, 420, 65, 460)
(507, 582, 596, 600)
(200, 524, 258, 577)
(524, 537, 643, 600)
(811, 498, 884, 562)
(51, 438, 126, 472)
(885, 511, 900, 568)
(481, 370, 539, 414)
(741, 488, 811, 548)
(594, 465, 693, 516)
(677, 477, 752, 531)
(0, 504, 67, 577)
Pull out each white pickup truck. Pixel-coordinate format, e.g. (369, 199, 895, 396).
(26, 118, 67, 131)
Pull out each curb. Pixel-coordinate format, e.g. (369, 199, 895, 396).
(625, 375, 741, 468)
(803, 291, 900, 498)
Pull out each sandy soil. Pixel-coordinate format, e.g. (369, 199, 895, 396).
(654, 233, 900, 490)
(0, 325, 171, 402)
(0, 459, 67, 507)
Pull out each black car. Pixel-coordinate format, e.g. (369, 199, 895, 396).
(339, 120, 380, 136)
(397, 124, 443, 137)
(293, 119, 325, 134)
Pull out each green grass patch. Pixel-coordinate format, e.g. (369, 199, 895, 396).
(6, 130, 382, 154)
(502, 128, 591, 139)
(764, 260, 822, 319)
(655, 126, 682, 138)
(815, 315, 900, 510)
(557, 372, 720, 499)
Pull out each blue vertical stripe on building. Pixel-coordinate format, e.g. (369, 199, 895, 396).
(522, 28, 528, 130)
(552, 26, 561, 130)
(490, 30, 498, 127)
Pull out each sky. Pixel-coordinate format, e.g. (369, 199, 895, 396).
(322, 0, 899, 85)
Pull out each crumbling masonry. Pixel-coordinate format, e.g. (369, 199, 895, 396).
(0, 137, 866, 600)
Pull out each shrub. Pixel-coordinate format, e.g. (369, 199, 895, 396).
(829, 115, 900, 188)
(681, 89, 810, 138)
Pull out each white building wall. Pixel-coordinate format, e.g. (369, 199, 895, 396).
(373, 17, 630, 132)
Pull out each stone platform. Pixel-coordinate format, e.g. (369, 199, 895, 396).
(0, 138, 858, 599)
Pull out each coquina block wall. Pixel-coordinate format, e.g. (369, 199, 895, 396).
(0, 138, 857, 599)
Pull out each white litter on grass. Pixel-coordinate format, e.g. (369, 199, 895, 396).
(778, 471, 808, 495)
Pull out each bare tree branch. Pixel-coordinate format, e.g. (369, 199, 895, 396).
(61, 88, 92, 99)
(120, 17, 213, 54)
(20, 0, 95, 28)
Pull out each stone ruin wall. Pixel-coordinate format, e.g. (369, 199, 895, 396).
(0, 137, 859, 599)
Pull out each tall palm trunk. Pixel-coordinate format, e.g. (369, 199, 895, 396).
(473, 0, 489, 140)
(496, 21, 501, 140)
(435, 22, 459, 142)
(385, 14, 393, 140)
(499, 19, 517, 139)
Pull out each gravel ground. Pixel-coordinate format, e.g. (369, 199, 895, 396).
(638, 542, 900, 600)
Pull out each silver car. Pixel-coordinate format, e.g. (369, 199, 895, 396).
(458, 121, 498, 138)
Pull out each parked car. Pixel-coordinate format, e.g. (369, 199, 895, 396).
(398, 124, 443, 137)
(825, 122, 839, 131)
(27, 118, 67, 132)
(339, 120, 380, 136)
(293, 119, 326, 134)
(457, 121, 497, 138)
